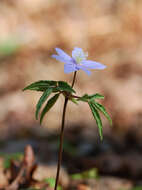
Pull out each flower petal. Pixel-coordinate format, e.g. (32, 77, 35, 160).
(81, 60, 106, 70)
(51, 55, 69, 64)
(64, 63, 78, 73)
(77, 65, 91, 75)
(55, 48, 71, 61)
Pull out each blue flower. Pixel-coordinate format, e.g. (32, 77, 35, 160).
(51, 47, 106, 75)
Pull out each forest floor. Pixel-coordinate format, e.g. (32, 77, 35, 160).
(0, 126, 141, 190)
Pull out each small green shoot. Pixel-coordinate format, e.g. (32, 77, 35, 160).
(71, 168, 99, 180)
(44, 178, 62, 190)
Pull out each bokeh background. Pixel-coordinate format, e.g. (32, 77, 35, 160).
(0, 0, 142, 189)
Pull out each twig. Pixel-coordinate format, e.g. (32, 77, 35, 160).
(6, 164, 25, 190)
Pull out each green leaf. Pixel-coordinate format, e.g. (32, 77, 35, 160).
(89, 102, 103, 140)
(82, 168, 98, 179)
(35, 88, 53, 119)
(71, 168, 98, 180)
(40, 93, 60, 124)
(57, 81, 76, 93)
(70, 98, 78, 105)
(71, 173, 83, 180)
(89, 93, 104, 100)
(44, 178, 62, 190)
(23, 80, 57, 91)
(77, 94, 89, 102)
(94, 102, 112, 125)
(77, 93, 104, 102)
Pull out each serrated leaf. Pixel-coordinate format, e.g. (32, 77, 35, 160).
(36, 88, 53, 119)
(40, 93, 60, 124)
(77, 93, 104, 102)
(89, 93, 104, 100)
(77, 97, 87, 102)
(58, 81, 76, 93)
(81, 94, 89, 99)
(77, 94, 89, 102)
(94, 102, 112, 125)
(25, 86, 47, 92)
(89, 102, 103, 140)
(23, 80, 57, 91)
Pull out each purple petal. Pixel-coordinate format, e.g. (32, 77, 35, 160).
(64, 63, 78, 73)
(51, 55, 69, 64)
(81, 60, 106, 70)
(77, 65, 91, 75)
(55, 48, 71, 61)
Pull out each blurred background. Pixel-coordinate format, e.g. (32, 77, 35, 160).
(0, 0, 142, 189)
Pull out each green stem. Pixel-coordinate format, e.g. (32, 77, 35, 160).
(54, 71, 77, 190)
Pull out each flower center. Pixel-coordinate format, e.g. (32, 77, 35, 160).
(75, 52, 88, 64)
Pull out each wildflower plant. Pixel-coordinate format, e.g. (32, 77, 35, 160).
(23, 47, 112, 190)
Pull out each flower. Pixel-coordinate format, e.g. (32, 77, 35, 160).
(51, 47, 106, 75)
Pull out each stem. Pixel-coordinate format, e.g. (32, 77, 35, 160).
(71, 71, 77, 87)
(54, 71, 77, 190)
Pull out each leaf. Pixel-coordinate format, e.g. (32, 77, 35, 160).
(71, 168, 98, 180)
(77, 94, 89, 102)
(57, 81, 76, 93)
(35, 88, 53, 119)
(40, 93, 60, 124)
(77, 93, 104, 102)
(44, 178, 62, 190)
(70, 98, 78, 105)
(88, 102, 103, 140)
(94, 102, 112, 125)
(82, 168, 98, 179)
(23, 80, 57, 91)
(71, 173, 83, 180)
(89, 93, 104, 100)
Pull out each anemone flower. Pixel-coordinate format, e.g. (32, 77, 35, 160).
(52, 47, 106, 75)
